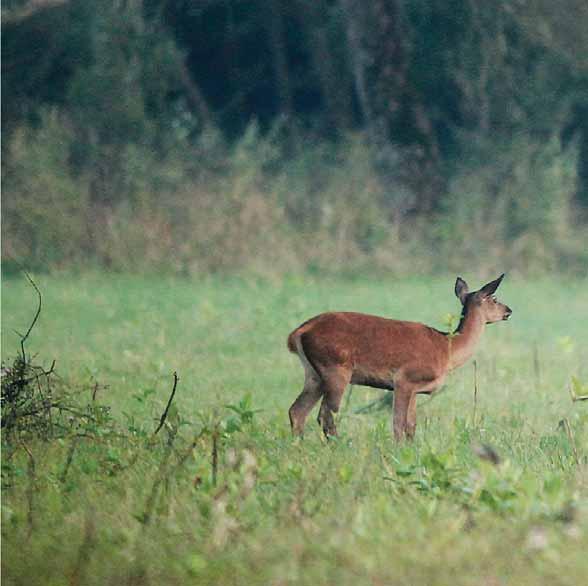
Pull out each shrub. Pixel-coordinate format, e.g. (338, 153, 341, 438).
(435, 134, 588, 275)
(2, 117, 587, 277)
(1, 111, 90, 268)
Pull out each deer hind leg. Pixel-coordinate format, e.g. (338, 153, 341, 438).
(316, 367, 351, 438)
(317, 398, 334, 436)
(289, 338, 324, 438)
(289, 372, 322, 436)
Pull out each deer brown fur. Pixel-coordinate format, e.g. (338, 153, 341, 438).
(287, 275, 512, 441)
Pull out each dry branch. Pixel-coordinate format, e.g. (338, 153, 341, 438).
(18, 268, 42, 363)
(154, 372, 179, 435)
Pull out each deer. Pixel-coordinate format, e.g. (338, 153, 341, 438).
(287, 274, 512, 441)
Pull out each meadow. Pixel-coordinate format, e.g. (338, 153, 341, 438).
(1, 272, 587, 585)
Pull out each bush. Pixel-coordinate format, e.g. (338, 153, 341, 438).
(2, 116, 587, 277)
(1, 111, 90, 268)
(435, 134, 588, 275)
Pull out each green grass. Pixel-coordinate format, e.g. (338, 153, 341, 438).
(2, 273, 587, 585)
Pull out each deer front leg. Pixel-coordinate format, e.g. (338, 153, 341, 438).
(392, 366, 443, 441)
(406, 392, 418, 440)
(393, 389, 411, 441)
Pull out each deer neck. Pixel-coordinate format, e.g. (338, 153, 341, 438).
(448, 308, 486, 370)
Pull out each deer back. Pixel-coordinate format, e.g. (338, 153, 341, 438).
(289, 312, 450, 379)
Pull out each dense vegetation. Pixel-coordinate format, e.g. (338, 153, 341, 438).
(2, 0, 588, 275)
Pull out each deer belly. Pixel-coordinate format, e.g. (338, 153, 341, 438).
(351, 370, 395, 391)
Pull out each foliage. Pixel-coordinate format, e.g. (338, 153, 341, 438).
(570, 376, 588, 402)
(3, 124, 587, 276)
(0, 353, 98, 441)
(437, 134, 588, 274)
(1, 111, 91, 268)
(2, 0, 588, 277)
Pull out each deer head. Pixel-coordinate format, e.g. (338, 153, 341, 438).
(455, 274, 512, 324)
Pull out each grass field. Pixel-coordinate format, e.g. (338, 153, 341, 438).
(2, 273, 587, 585)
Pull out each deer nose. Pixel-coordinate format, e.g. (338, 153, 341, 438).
(503, 306, 512, 320)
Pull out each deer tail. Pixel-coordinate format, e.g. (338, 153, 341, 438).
(287, 330, 298, 353)
(287, 316, 318, 354)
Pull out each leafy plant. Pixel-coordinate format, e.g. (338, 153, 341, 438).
(569, 376, 588, 402)
(224, 393, 262, 433)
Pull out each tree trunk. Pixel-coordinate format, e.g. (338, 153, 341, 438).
(267, 0, 293, 120)
(576, 107, 588, 214)
(174, 52, 216, 129)
(306, 0, 354, 134)
(341, 0, 444, 212)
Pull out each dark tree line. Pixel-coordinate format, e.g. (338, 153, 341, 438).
(3, 0, 588, 212)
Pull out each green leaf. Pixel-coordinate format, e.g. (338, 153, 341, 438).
(570, 376, 588, 402)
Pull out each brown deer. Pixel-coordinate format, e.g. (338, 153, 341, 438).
(287, 275, 512, 441)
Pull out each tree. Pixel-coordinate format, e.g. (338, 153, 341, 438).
(341, 0, 444, 212)
(303, 0, 354, 134)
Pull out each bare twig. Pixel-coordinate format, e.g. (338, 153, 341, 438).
(17, 360, 56, 386)
(45, 359, 56, 376)
(154, 372, 179, 435)
(19, 269, 43, 364)
(35, 373, 53, 437)
(212, 423, 219, 487)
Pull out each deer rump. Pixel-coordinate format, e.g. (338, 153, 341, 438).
(287, 311, 448, 392)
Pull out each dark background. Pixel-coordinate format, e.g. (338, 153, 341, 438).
(3, 0, 588, 274)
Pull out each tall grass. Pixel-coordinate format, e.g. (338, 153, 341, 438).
(2, 112, 587, 276)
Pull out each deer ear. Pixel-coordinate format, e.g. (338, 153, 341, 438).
(455, 277, 469, 305)
(480, 274, 505, 297)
